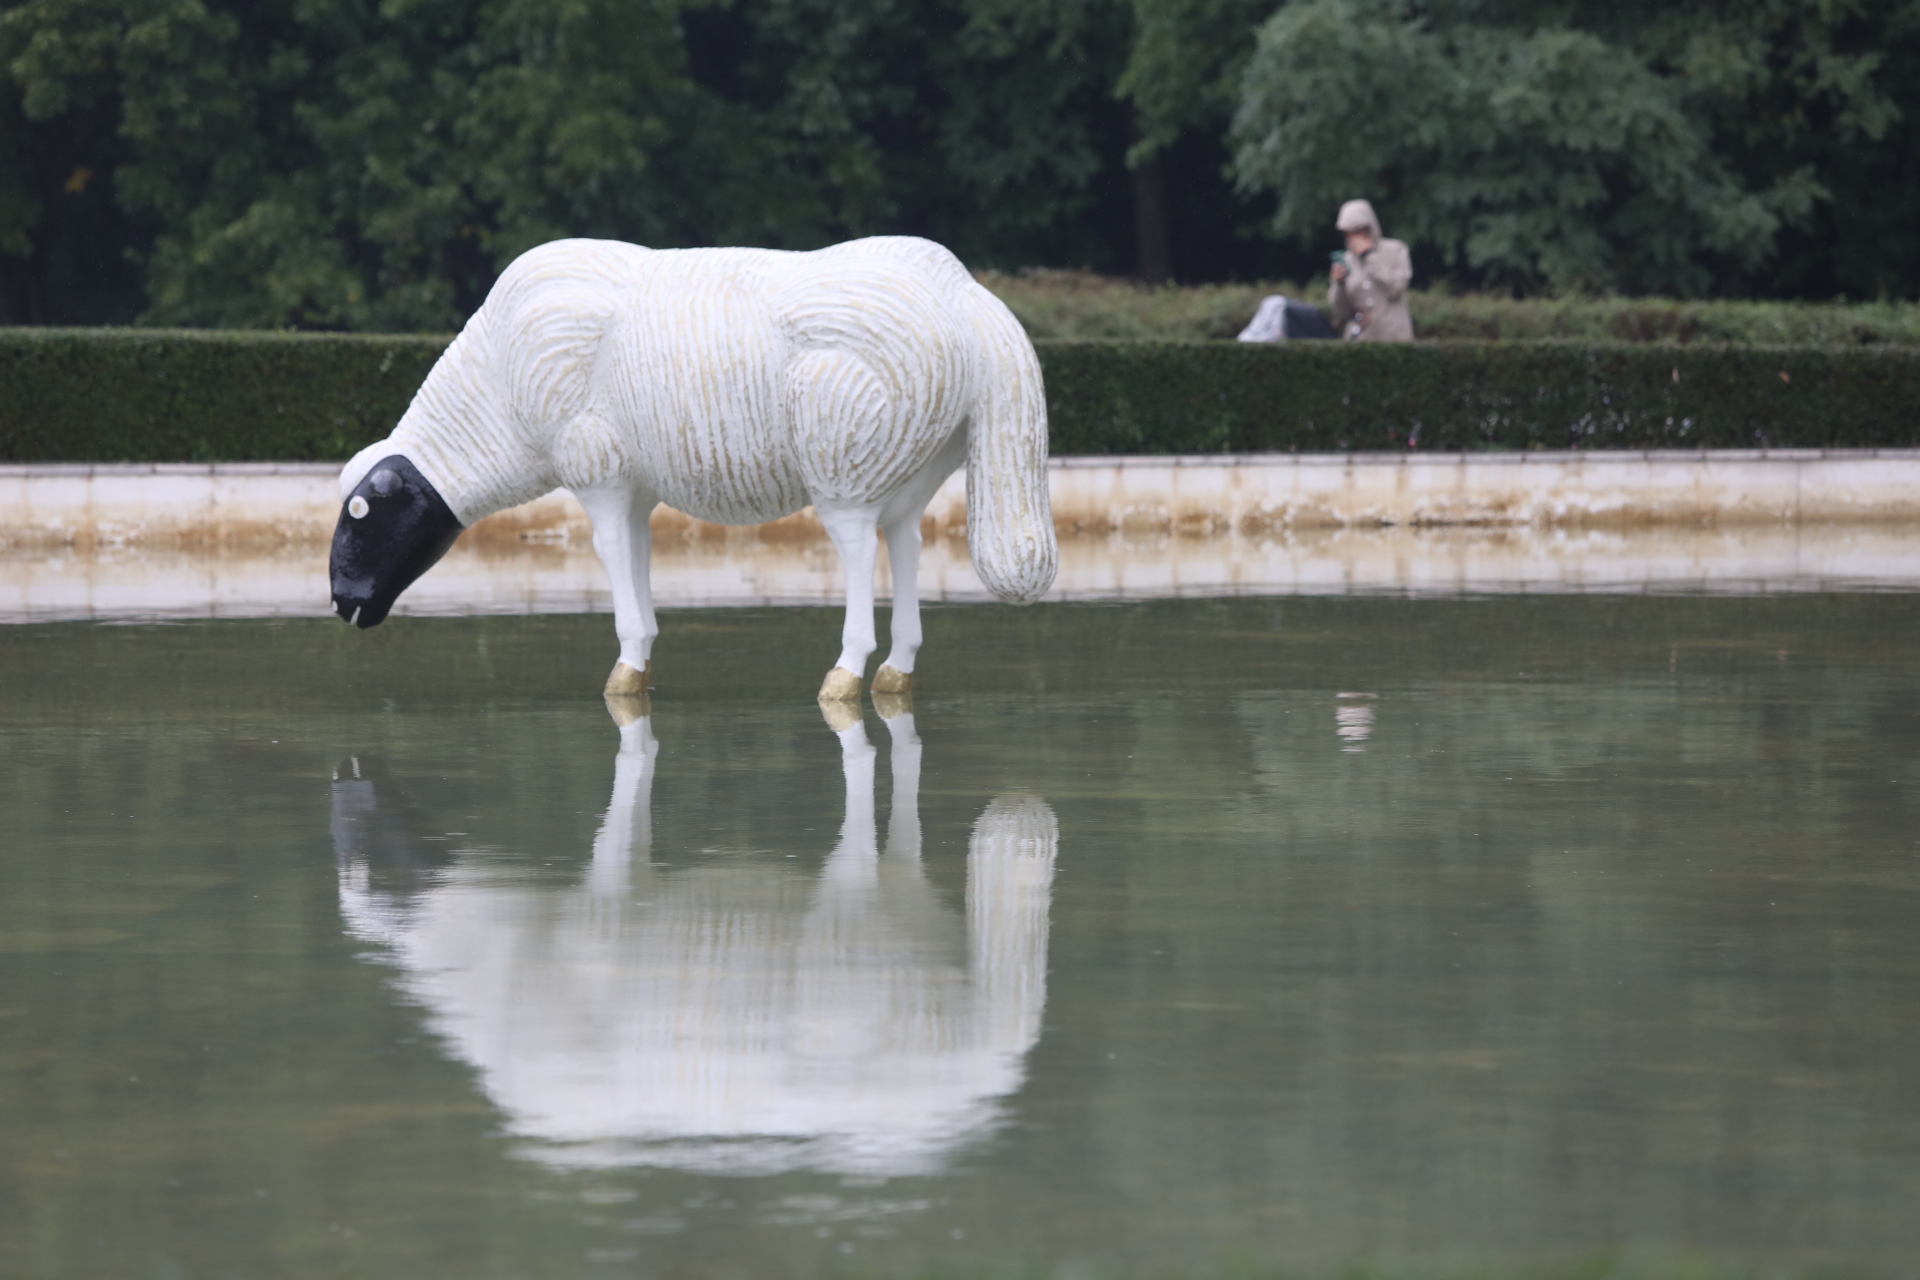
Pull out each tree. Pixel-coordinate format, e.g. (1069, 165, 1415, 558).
(674, 0, 1138, 271)
(6, 0, 1918, 322)
(926, 0, 1137, 272)
(1, 0, 713, 329)
(1229, 0, 1914, 296)
(0, 0, 1150, 326)
(1115, 0, 1271, 280)
(0, 0, 153, 323)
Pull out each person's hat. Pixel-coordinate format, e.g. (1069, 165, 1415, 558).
(1335, 199, 1380, 234)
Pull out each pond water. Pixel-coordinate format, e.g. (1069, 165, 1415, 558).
(4, 595, 1920, 1279)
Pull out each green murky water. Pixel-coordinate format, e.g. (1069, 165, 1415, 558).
(4, 597, 1920, 1279)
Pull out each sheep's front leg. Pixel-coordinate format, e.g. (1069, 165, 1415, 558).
(576, 487, 659, 697)
(817, 506, 880, 703)
(873, 510, 924, 696)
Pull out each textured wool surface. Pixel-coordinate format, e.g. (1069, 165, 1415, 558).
(342, 236, 1056, 605)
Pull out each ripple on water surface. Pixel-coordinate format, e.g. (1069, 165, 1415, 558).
(2, 596, 1919, 1278)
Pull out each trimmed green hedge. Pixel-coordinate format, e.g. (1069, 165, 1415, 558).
(1042, 340, 1920, 453)
(0, 329, 447, 463)
(3, 328, 1916, 462)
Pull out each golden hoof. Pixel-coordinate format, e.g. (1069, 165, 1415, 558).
(817, 698, 863, 733)
(605, 661, 649, 697)
(818, 666, 863, 702)
(604, 692, 651, 727)
(871, 689, 914, 721)
(871, 664, 913, 695)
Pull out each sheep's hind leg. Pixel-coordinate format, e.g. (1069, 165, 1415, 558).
(871, 427, 965, 698)
(577, 487, 659, 697)
(818, 506, 881, 704)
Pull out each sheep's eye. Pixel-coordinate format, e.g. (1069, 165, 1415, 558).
(348, 495, 370, 519)
(369, 469, 402, 496)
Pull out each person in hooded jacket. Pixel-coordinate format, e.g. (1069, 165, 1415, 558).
(1328, 199, 1414, 342)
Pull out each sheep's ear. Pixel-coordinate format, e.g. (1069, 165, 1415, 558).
(340, 439, 399, 502)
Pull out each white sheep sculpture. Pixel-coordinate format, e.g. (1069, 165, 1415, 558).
(328, 235, 1057, 701)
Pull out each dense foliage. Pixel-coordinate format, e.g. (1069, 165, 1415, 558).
(3, 0, 1917, 328)
(1232, 0, 1913, 297)
(0, 0, 1143, 328)
(6, 328, 1915, 461)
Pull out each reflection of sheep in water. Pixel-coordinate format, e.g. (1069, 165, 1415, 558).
(331, 714, 1058, 1176)
(327, 235, 1057, 703)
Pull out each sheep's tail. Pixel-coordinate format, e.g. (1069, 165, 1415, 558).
(966, 291, 1056, 605)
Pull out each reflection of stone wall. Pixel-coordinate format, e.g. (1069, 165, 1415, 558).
(10, 521, 1920, 623)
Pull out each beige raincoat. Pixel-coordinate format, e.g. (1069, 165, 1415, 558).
(1327, 200, 1414, 342)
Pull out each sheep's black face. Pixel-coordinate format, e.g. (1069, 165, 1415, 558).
(331, 756, 455, 898)
(329, 456, 463, 628)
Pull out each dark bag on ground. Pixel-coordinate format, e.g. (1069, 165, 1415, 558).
(1236, 295, 1337, 343)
